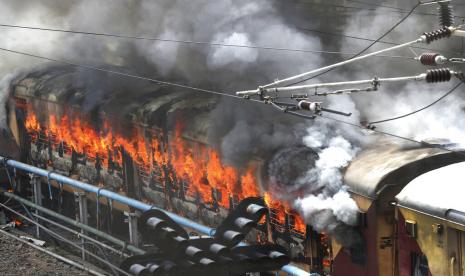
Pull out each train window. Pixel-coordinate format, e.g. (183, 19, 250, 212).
(405, 220, 417, 238)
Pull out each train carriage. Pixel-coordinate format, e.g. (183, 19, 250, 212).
(340, 141, 465, 275)
(5, 65, 465, 275)
(396, 161, 465, 276)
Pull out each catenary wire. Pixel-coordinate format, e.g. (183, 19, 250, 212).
(344, 0, 405, 10)
(345, 0, 465, 10)
(0, 45, 463, 157)
(297, 26, 464, 56)
(291, 0, 465, 19)
(0, 45, 260, 102)
(286, 2, 421, 87)
(368, 81, 463, 124)
(0, 23, 417, 60)
(318, 114, 465, 157)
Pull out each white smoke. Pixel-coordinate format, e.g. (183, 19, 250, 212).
(294, 122, 360, 232)
(339, 2, 465, 146)
(208, 32, 258, 69)
(0, 73, 16, 128)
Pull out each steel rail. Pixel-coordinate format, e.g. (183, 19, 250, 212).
(0, 157, 311, 276)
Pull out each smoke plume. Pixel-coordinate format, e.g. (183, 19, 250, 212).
(1, 0, 465, 258)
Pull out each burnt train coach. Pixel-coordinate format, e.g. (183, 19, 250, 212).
(6, 66, 332, 272)
(5, 66, 465, 275)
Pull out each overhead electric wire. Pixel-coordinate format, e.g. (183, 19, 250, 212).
(0, 45, 255, 102)
(0, 23, 415, 60)
(368, 81, 463, 125)
(0, 44, 462, 158)
(297, 26, 464, 56)
(343, 0, 405, 10)
(318, 114, 465, 157)
(286, 2, 421, 87)
(346, 0, 465, 11)
(292, 0, 465, 19)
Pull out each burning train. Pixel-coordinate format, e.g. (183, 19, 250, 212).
(5, 65, 465, 275)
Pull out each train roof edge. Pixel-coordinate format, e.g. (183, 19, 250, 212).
(396, 161, 465, 225)
(345, 142, 465, 200)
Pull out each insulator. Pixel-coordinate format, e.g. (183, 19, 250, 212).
(234, 217, 257, 230)
(423, 27, 452, 44)
(160, 226, 178, 239)
(161, 261, 177, 273)
(172, 235, 189, 249)
(251, 252, 269, 262)
(199, 258, 216, 266)
(298, 100, 321, 112)
(419, 53, 447, 65)
(145, 263, 162, 274)
(426, 68, 452, 83)
(438, 2, 454, 27)
(246, 203, 267, 219)
(222, 230, 245, 244)
(129, 264, 150, 276)
(209, 243, 230, 255)
(185, 246, 207, 260)
(146, 217, 167, 232)
(269, 251, 288, 262)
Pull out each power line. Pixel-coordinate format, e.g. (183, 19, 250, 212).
(0, 44, 462, 156)
(368, 81, 463, 125)
(343, 0, 404, 11)
(319, 114, 465, 157)
(0, 45, 254, 101)
(346, 0, 464, 11)
(290, 0, 465, 19)
(286, 2, 421, 87)
(0, 23, 417, 60)
(297, 26, 464, 56)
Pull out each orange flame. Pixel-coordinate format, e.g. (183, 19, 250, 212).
(13, 219, 22, 227)
(24, 109, 261, 207)
(24, 107, 306, 234)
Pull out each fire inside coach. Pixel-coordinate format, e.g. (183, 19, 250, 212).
(8, 66, 335, 273)
(6, 66, 465, 276)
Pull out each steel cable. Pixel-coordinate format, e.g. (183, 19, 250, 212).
(286, 2, 421, 86)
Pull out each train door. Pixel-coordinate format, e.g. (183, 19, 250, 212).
(447, 228, 464, 276)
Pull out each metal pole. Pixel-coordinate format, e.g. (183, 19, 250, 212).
(0, 158, 211, 234)
(3, 191, 144, 255)
(32, 176, 41, 237)
(75, 192, 88, 260)
(0, 157, 310, 276)
(33, 212, 129, 257)
(235, 39, 421, 95)
(126, 212, 139, 247)
(260, 74, 427, 94)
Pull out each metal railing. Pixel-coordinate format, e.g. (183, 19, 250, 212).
(0, 156, 313, 276)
